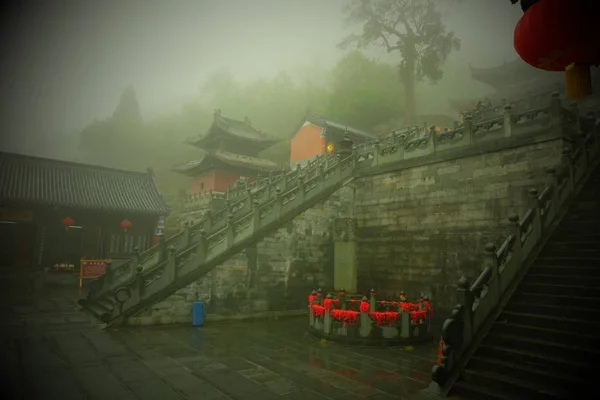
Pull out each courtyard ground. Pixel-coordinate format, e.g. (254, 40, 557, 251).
(0, 272, 439, 400)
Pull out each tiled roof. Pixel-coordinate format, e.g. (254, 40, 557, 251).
(0, 152, 169, 215)
(187, 111, 278, 149)
(295, 113, 377, 140)
(173, 151, 279, 175)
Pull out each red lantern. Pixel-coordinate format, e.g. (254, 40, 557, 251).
(513, 0, 600, 98)
(120, 219, 132, 233)
(61, 216, 75, 231)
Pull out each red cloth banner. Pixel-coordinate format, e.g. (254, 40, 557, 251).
(80, 259, 109, 278)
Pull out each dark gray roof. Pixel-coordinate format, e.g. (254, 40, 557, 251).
(0, 152, 169, 215)
(173, 151, 279, 176)
(187, 110, 278, 150)
(294, 113, 377, 140)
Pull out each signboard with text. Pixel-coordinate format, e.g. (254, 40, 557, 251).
(79, 259, 110, 288)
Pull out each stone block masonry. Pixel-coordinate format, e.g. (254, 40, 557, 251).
(129, 192, 350, 325)
(354, 138, 567, 307)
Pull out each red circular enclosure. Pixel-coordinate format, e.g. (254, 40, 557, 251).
(514, 0, 600, 71)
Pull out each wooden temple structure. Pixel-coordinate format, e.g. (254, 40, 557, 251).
(0, 152, 168, 270)
(173, 110, 280, 197)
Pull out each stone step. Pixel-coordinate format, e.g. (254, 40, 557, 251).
(554, 221, 600, 234)
(504, 301, 600, 321)
(533, 257, 600, 267)
(482, 332, 599, 365)
(450, 379, 511, 400)
(510, 292, 600, 309)
(461, 369, 569, 400)
(539, 248, 600, 259)
(466, 355, 587, 392)
(521, 273, 600, 287)
(475, 344, 591, 379)
(85, 301, 111, 323)
(516, 282, 600, 298)
(544, 241, 600, 251)
(528, 265, 600, 277)
(459, 368, 574, 400)
(550, 232, 600, 242)
(491, 319, 598, 348)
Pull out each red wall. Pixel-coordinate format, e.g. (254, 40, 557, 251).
(290, 123, 326, 163)
(189, 170, 243, 196)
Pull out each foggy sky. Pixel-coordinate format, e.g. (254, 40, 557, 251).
(0, 0, 523, 153)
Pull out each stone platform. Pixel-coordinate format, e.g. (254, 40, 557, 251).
(0, 278, 441, 400)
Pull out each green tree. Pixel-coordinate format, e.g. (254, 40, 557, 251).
(339, 0, 460, 124)
(325, 51, 404, 130)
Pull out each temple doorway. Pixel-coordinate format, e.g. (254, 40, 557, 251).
(0, 221, 37, 269)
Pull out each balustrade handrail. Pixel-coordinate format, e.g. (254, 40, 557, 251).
(427, 106, 600, 396)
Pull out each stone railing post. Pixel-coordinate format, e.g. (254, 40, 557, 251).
(570, 102, 581, 133)
(251, 200, 261, 230)
(131, 246, 140, 277)
(203, 210, 213, 233)
(562, 147, 575, 194)
(225, 184, 232, 201)
(503, 104, 514, 137)
(274, 188, 282, 218)
(166, 245, 177, 283)
(456, 276, 474, 348)
(226, 213, 235, 248)
(373, 141, 380, 166)
(158, 237, 168, 262)
(508, 213, 523, 258)
(463, 115, 473, 145)
(369, 289, 376, 312)
(182, 221, 191, 249)
(197, 229, 208, 259)
(528, 188, 542, 243)
(132, 264, 144, 302)
(351, 146, 358, 169)
(297, 173, 306, 202)
(483, 243, 500, 305)
(104, 261, 113, 289)
(429, 126, 437, 154)
(280, 168, 288, 191)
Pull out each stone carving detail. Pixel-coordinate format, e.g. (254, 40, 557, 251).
(332, 217, 357, 242)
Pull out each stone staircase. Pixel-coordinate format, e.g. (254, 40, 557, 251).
(80, 92, 581, 328)
(430, 111, 600, 399)
(79, 153, 358, 325)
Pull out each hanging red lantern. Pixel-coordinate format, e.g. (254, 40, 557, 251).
(120, 219, 132, 233)
(61, 216, 75, 231)
(513, 0, 600, 98)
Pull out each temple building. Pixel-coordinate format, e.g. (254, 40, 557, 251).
(448, 58, 564, 114)
(0, 152, 168, 270)
(290, 112, 377, 167)
(174, 110, 280, 197)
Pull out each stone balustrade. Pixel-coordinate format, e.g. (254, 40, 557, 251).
(428, 105, 600, 395)
(81, 91, 595, 326)
(307, 289, 433, 345)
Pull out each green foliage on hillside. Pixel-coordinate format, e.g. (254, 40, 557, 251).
(74, 52, 413, 228)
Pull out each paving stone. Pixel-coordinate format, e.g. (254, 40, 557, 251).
(163, 373, 229, 399)
(195, 369, 265, 397)
(126, 379, 183, 400)
(110, 360, 160, 383)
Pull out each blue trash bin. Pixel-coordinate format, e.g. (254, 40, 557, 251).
(192, 301, 204, 327)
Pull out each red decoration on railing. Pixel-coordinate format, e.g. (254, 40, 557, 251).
(369, 311, 400, 327)
(399, 302, 419, 312)
(324, 297, 333, 311)
(424, 300, 433, 316)
(308, 293, 316, 305)
(330, 309, 358, 327)
(409, 310, 427, 324)
(359, 300, 370, 313)
(311, 304, 325, 318)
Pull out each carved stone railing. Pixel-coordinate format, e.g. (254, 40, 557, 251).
(428, 108, 600, 396)
(82, 92, 589, 325)
(307, 289, 433, 345)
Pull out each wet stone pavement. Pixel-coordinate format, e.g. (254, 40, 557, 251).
(0, 282, 438, 400)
